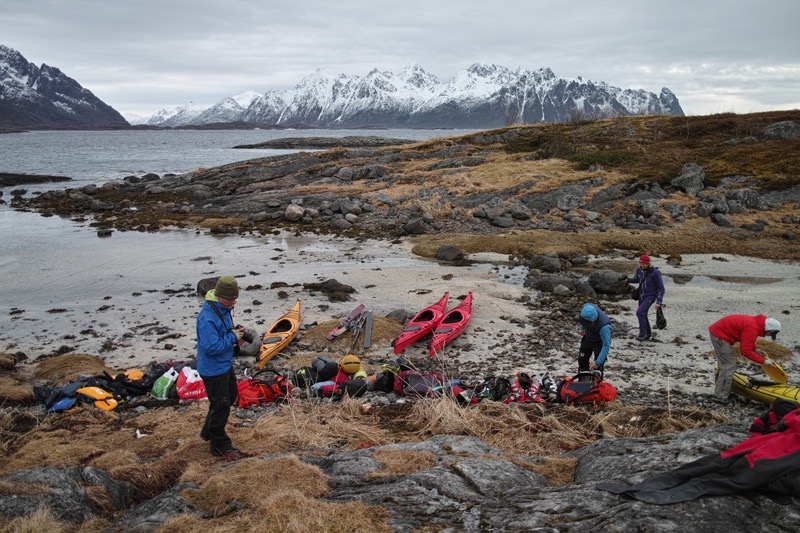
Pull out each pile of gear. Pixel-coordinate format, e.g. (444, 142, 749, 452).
(31, 354, 618, 414)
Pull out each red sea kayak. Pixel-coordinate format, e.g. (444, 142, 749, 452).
(428, 292, 473, 356)
(392, 292, 449, 354)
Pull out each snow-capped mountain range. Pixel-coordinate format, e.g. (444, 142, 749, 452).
(0, 45, 126, 128)
(0, 44, 683, 130)
(135, 63, 683, 128)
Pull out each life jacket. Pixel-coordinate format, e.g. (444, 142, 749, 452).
(558, 372, 617, 406)
(76, 386, 119, 411)
(237, 369, 292, 408)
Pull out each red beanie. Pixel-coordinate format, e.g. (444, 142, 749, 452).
(639, 254, 651, 263)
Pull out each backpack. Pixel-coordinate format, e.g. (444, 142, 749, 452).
(474, 376, 512, 402)
(311, 355, 339, 382)
(333, 379, 370, 399)
(372, 369, 396, 393)
(394, 370, 445, 397)
(291, 366, 319, 389)
(749, 398, 800, 435)
(102, 371, 150, 398)
(237, 369, 292, 408)
(558, 372, 617, 406)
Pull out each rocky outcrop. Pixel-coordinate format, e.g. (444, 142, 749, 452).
(5, 427, 796, 532)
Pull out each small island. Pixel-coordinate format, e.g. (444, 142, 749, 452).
(233, 135, 417, 150)
(0, 172, 72, 187)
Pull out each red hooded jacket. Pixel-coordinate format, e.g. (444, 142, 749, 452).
(708, 314, 768, 363)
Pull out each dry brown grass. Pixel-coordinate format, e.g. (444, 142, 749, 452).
(0, 480, 50, 496)
(523, 456, 578, 486)
(250, 396, 393, 451)
(160, 490, 392, 533)
(32, 354, 118, 385)
(403, 399, 725, 459)
(0, 375, 35, 405)
(731, 338, 793, 364)
(491, 111, 800, 187)
(0, 401, 209, 476)
(190, 216, 246, 229)
(0, 507, 70, 533)
(0, 354, 15, 371)
(182, 455, 329, 515)
(109, 453, 188, 501)
(410, 216, 800, 261)
(369, 448, 436, 478)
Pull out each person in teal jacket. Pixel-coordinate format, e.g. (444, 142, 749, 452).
(578, 303, 612, 377)
(197, 275, 246, 460)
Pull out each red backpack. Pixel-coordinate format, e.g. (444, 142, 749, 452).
(559, 372, 617, 406)
(237, 369, 292, 408)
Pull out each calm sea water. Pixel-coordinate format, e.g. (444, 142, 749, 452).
(0, 128, 470, 191)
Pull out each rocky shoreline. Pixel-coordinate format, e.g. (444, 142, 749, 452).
(10, 114, 800, 262)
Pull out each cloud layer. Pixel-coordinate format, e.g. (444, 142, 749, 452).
(2, 0, 798, 117)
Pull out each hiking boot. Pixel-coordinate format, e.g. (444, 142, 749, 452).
(216, 448, 251, 461)
(211, 447, 251, 461)
(199, 431, 209, 442)
(635, 334, 650, 341)
(711, 395, 732, 405)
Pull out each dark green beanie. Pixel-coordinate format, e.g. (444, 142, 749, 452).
(214, 275, 239, 300)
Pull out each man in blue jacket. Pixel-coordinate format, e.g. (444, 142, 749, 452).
(628, 254, 665, 341)
(197, 275, 246, 460)
(578, 303, 612, 377)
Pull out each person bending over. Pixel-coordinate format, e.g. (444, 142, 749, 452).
(578, 302, 612, 378)
(708, 314, 781, 405)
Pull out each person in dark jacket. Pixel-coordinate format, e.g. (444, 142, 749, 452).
(628, 254, 665, 341)
(197, 275, 247, 460)
(708, 314, 782, 404)
(577, 303, 612, 377)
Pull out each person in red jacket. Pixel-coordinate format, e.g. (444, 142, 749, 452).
(708, 314, 782, 404)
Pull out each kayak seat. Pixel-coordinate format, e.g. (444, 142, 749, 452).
(442, 313, 463, 324)
(273, 320, 292, 332)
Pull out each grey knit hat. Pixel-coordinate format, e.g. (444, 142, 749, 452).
(214, 275, 239, 300)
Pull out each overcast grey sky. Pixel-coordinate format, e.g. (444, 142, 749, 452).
(2, 0, 798, 118)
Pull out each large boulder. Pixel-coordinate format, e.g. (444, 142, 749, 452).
(589, 270, 630, 295)
(761, 121, 800, 140)
(671, 163, 705, 195)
